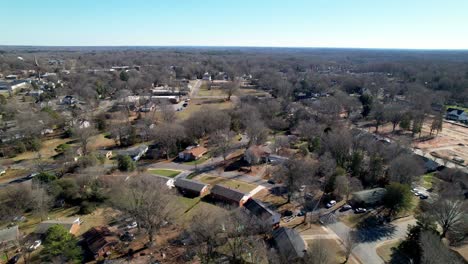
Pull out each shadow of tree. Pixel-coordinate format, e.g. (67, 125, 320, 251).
(355, 216, 396, 242)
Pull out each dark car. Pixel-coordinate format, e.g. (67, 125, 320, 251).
(120, 231, 135, 242)
(8, 254, 20, 264)
(267, 179, 276, 185)
(339, 204, 352, 212)
(419, 194, 429, 199)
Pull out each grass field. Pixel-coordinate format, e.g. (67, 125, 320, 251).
(148, 169, 181, 178)
(421, 172, 439, 189)
(176, 99, 233, 120)
(195, 174, 256, 193)
(0, 168, 28, 184)
(12, 138, 71, 162)
(183, 156, 210, 165)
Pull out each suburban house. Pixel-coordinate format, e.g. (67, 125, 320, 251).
(272, 227, 306, 261)
(243, 198, 281, 227)
(210, 184, 247, 206)
(120, 144, 149, 161)
(350, 188, 387, 207)
(82, 226, 119, 259)
(202, 72, 212, 81)
(0, 225, 19, 248)
(34, 217, 80, 236)
(446, 108, 468, 122)
(174, 178, 209, 198)
(178, 146, 208, 161)
(244, 145, 272, 165)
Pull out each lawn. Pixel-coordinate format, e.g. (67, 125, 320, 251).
(376, 239, 401, 263)
(12, 138, 71, 162)
(446, 105, 468, 112)
(305, 238, 359, 264)
(421, 172, 439, 189)
(148, 169, 181, 178)
(195, 174, 256, 193)
(0, 168, 28, 184)
(176, 99, 233, 120)
(183, 156, 210, 165)
(197, 87, 226, 97)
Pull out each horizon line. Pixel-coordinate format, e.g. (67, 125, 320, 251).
(1, 44, 468, 52)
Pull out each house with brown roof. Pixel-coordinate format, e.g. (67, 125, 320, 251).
(82, 226, 119, 259)
(244, 145, 272, 165)
(34, 217, 80, 236)
(210, 184, 247, 206)
(174, 178, 209, 198)
(178, 146, 208, 161)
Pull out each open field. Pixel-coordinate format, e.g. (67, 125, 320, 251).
(304, 238, 359, 264)
(175, 98, 233, 120)
(10, 138, 71, 162)
(148, 169, 181, 178)
(194, 173, 256, 193)
(416, 121, 468, 163)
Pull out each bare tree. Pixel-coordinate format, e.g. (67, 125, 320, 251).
(209, 129, 234, 160)
(432, 199, 466, 238)
(388, 154, 424, 184)
(72, 125, 97, 156)
(222, 79, 241, 101)
(152, 123, 186, 159)
(420, 231, 463, 264)
(111, 176, 176, 247)
(274, 158, 315, 203)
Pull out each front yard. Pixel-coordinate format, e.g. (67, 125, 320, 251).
(148, 169, 181, 178)
(194, 174, 256, 193)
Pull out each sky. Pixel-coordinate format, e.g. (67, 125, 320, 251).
(2, 0, 468, 49)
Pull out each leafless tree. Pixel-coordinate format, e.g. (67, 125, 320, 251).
(222, 79, 241, 101)
(209, 129, 234, 160)
(387, 154, 424, 184)
(420, 231, 463, 264)
(432, 199, 466, 238)
(274, 158, 315, 203)
(152, 122, 186, 159)
(72, 125, 97, 156)
(111, 176, 176, 247)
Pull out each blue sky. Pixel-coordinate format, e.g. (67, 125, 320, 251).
(2, 0, 468, 49)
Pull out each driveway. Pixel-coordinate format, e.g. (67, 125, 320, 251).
(325, 216, 416, 264)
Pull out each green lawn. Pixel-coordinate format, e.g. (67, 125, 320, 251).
(183, 155, 210, 165)
(421, 172, 439, 189)
(148, 169, 181, 178)
(446, 105, 468, 112)
(377, 240, 402, 263)
(196, 174, 256, 193)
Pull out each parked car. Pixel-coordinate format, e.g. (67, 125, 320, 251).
(325, 200, 336, 209)
(126, 221, 138, 229)
(339, 204, 352, 212)
(29, 240, 42, 251)
(419, 194, 429, 199)
(354, 208, 367, 214)
(299, 185, 306, 192)
(267, 179, 276, 185)
(8, 254, 20, 264)
(183, 103, 188, 107)
(121, 231, 135, 242)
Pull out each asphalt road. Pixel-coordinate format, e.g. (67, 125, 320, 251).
(326, 216, 416, 264)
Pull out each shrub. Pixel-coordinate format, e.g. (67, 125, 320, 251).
(117, 155, 136, 172)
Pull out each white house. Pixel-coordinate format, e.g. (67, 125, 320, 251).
(202, 72, 212, 81)
(446, 108, 468, 122)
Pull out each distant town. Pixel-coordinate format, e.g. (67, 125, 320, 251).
(0, 47, 466, 264)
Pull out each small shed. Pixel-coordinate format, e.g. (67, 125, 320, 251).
(174, 178, 209, 198)
(210, 184, 246, 206)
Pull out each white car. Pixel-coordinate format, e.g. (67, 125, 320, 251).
(299, 185, 306, 192)
(126, 221, 138, 229)
(325, 200, 336, 209)
(29, 240, 42, 250)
